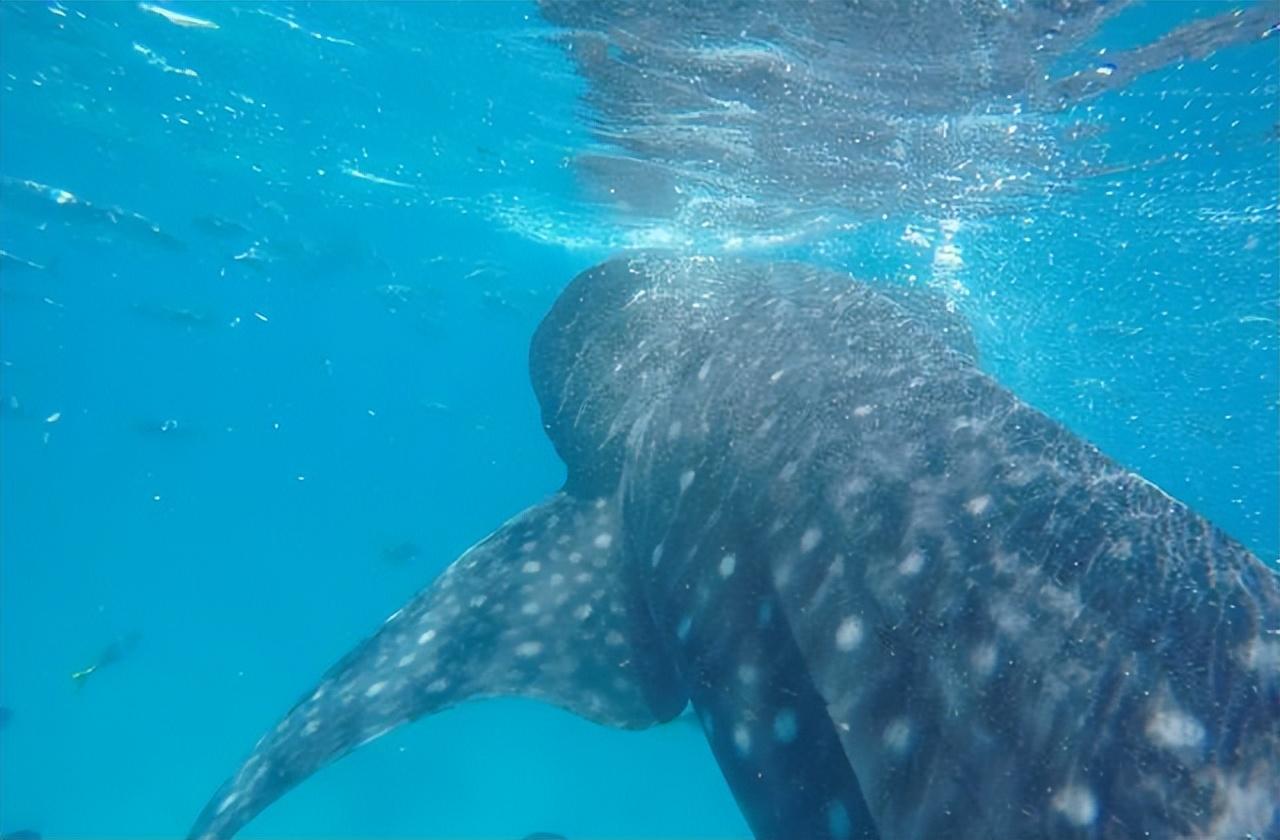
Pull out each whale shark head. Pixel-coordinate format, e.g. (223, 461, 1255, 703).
(528, 255, 727, 494)
(529, 256, 975, 494)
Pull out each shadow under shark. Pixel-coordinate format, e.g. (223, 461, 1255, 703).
(190, 256, 1278, 840)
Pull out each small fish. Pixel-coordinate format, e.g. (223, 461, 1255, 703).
(381, 541, 420, 566)
(230, 244, 272, 275)
(193, 215, 251, 240)
(1, 177, 186, 252)
(131, 303, 210, 327)
(135, 418, 182, 437)
(0, 249, 48, 272)
(1, 830, 43, 840)
(138, 2, 218, 30)
(71, 631, 142, 689)
(420, 400, 453, 415)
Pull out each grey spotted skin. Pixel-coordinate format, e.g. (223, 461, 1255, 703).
(191, 256, 1279, 840)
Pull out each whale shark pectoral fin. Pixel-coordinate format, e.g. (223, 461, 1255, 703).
(189, 491, 683, 840)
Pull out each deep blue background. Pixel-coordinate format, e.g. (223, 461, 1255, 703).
(1, 2, 1275, 838)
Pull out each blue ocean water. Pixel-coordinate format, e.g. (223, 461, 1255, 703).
(0, 2, 1275, 839)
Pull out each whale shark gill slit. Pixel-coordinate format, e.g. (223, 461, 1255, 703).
(188, 491, 685, 840)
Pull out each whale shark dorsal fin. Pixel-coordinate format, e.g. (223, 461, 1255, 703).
(189, 492, 684, 840)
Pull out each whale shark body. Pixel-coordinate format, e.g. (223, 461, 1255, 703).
(191, 256, 1279, 840)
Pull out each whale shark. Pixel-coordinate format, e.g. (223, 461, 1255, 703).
(190, 255, 1279, 840)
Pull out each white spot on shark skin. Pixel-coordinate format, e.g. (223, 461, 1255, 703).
(898, 549, 924, 576)
(1240, 636, 1280, 672)
(521, 560, 541, 574)
(365, 681, 387, 698)
(970, 643, 998, 677)
(216, 791, 240, 815)
(676, 615, 693, 641)
(773, 708, 798, 743)
(839, 475, 869, 500)
(426, 677, 449, 693)
(852, 404, 874, 417)
(1052, 784, 1098, 827)
(733, 724, 752, 755)
(1040, 583, 1083, 621)
(1206, 768, 1278, 838)
(521, 602, 540, 616)
(835, 616, 863, 651)
(719, 553, 737, 577)
(568, 551, 583, 564)
(800, 527, 823, 553)
(990, 598, 1030, 635)
(574, 603, 593, 621)
(302, 720, 321, 736)
(520, 540, 538, 554)
(679, 469, 696, 492)
(778, 460, 799, 481)
(1146, 701, 1205, 750)
(515, 641, 544, 658)
(827, 801, 852, 840)
(549, 573, 564, 587)
(605, 630, 624, 647)
(417, 629, 436, 646)
(667, 420, 683, 439)
(883, 717, 912, 753)
(1110, 537, 1134, 560)
(737, 663, 758, 685)
(990, 549, 1020, 574)
(397, 652, 416, 668)
(769, 368, 785, 383)
(966, 494, 992, 516)
(651, 542, 665, 567)
(593, 532, 613, 550)
(698, 358, 712, 380)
